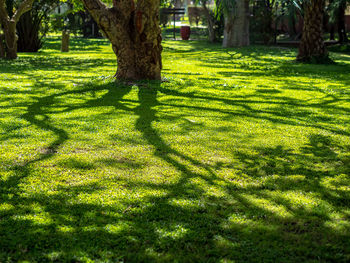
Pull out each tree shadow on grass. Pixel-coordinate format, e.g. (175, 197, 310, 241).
(0, 80, 350, 262)
(165, 41, 350, 88)
(41, 37, 111, 52)
(0, 55, 116, 75)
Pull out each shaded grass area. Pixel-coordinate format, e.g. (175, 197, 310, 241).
(328, 44, 350, 54)
(0, 38, 350, 262)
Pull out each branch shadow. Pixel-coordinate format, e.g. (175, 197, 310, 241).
(1, 78, 349, 262)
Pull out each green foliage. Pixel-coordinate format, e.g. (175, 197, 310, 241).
(250, 0, 277, 44)
(328, 44, 350, 54)
(50, 12, 84, 35)
(188, 6, 206, 26)
(160, 0, 173, 7)
(215, 0, 236, 16)
(0, 38, 350, 262)
(5, 0, 14, 17)
(209, 7, 225, 41)
(160, 8, 171, 27)
(327, 0, 348, 24)
(16, 0, 59, 52)
(193, 0, 224, 41)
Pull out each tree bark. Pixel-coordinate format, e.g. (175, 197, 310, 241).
(82, 0, 162, 80)
(0, 0, 34, 59)
(337, 1, 348, 43)
(0, 34, 5, 58)
(61, 30, 70, 52)
(202, 2, 215, 43)
(222, 0, 250, 47)
(297, 0, 328, 62)
(3, 21, 18, 59)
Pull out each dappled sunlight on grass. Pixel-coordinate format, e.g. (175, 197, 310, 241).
(0, 38, 349, 262)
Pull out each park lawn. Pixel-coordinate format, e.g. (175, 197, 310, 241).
(0, 37, 349, 262)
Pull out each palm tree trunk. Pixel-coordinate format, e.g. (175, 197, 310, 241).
(297, 0, 328, 62)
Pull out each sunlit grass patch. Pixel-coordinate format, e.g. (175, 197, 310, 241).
(0, 38, 349, 262)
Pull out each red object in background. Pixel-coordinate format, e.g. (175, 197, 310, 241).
(180, 26, 191, 40)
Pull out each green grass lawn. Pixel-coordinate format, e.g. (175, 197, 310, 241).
(0, 37, 350, 262)
(162, 26, 208, 40)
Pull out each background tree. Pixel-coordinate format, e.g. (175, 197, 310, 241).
(297, 0, 328, 62)
(251, 0, 277, 44)
(195, 0, 216, 42)
(0, 0, 34, 59)
(283, 0, 303, 40)
(16, 0, 59, 52)
(80, 10, 102, 38)
(328, 0, 348, 43)
(218, 0, 250, 47)
(188, 5, 203, 26)
(82, 0, 162, 80)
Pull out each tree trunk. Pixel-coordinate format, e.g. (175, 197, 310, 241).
(337, 1, 348, 43)
(297, 0, 328, 62)
(0, 34, 5, 58)
(222, 0, 250, 47)
(61, 30, 70, 52)
(202, 3, 215, 43)
(223, 15, 234, 47)
(0, 0, 35, 59)
(82, 0, 162, 80)
(4, 21, 18, 59)
(328, 0, 335, 40)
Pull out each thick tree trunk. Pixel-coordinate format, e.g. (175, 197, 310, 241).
(83, 0, 162, 80)
(223, 15, 234, 47)
(202, 3, 215, 43)
(297, 0, 328, 62)
(0, 34, 5, 58)
(222, 0, 250, 47)
(0, 0, 35, 59)
(3, 21, 18, 59)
